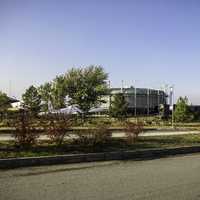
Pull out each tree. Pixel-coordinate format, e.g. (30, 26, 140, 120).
(109, 93, 128, 120)
(51, 75, 66, 109)
(38, 82, 52, 112)
(0, 91, 11, 112)
(174, 96, 192, 122)
(22, 85, 41, 113)
(64, 66, 108, 113)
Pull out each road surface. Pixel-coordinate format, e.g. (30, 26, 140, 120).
(1, 154, 200, 200)
(0, 130, 199, 141)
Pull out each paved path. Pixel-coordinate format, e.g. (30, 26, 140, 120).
(0, 130, 199, 141)
(1, 154, 200, 200)
(114, 130, 200, 138)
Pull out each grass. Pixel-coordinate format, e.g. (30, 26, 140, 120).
(1, 134, 200, 159)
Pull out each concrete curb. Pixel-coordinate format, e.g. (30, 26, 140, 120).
(1, 146, 200, 169)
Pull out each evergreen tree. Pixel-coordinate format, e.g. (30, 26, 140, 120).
(0, 91, 11, 112)
(22, 85, 41, 113)
(174, 96, 192, 122)
(38, 82, 52, 112)
(51, 75, 67, 109)
(109, 93, 128, 120)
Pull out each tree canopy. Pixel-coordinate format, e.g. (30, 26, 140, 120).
(0, 91, 11, 112)
(24, 65, 108, 114)
(64, 66, 108, 113)
(22, 85, 41, 113)
(109, 93, 128, 120)
(51, 75, 66, 109)
(38, 82, 52, 112)
(174, 96, 192, 122)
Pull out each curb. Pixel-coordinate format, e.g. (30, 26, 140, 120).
(1, 146, 200, 169)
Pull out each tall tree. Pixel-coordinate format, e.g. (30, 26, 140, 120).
(22, 85, 41, 113)
(109, 93, 128, 121)
(51, 75, 66, 109)
(38, 82, 52, 112)
(64, 66, 108, 113)
(0, 91, 11, 112)
(174, 96, 192, 122)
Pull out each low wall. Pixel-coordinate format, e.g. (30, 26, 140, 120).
(1, 146, 200, 169)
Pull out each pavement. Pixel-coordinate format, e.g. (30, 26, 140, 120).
(0, 130, 199, 141)
(1, 154, 200, 200)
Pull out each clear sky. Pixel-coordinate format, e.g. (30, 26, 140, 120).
(1, 0, 200, 104)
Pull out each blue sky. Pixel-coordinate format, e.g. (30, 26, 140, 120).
(1, 0, 200, 104)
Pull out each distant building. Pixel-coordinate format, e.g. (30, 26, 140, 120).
(99, 87, 168, 115)
(9, 98, 23, 109)
(8, 97, 19, 104)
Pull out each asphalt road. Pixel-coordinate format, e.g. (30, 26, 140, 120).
(1, 154, 200, 200)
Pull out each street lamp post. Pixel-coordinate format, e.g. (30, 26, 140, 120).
(147, 88, 150, 115)
(105, 80, 111, 114)
(133, 80, 140, 117)
(134, 87, 137, 116)
(157, 89, 160, 114)
(170, 86, 174, 128)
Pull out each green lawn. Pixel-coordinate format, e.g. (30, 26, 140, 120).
(1, 134, 200, 159)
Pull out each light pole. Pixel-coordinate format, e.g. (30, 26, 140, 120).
(133, 80, 140, 117)
(170, 86, 174, 128)
(105, 80, 111, 114)
(134, 87, 137, 116)
(157, 89, 160, 114)
(147, 88, 150, 115)
(121, 80, 124, 93)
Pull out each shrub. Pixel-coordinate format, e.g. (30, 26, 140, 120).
(74, 122, 111, 148)
(124, 121, 143, 144)
(12, 111, 39, 147)
(42, 114, 72, 146)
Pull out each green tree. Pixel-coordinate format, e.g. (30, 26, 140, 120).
(109, 93, 128, 121)
(38, 82, 52, 112)
(0, 91, 11, 112)
(22, 85, 41, 113)
(64, 66, 108, 113)
(174, 96, 192, 122)
(51, 75, 66, 109)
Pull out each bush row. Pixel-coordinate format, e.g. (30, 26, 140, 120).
(9, 112, 144, 148)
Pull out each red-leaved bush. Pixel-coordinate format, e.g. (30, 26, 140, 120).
(12, 112, 40, 147)
(42, 114, 72, 146)
(74, 122, 111, 147)
(124, 121, 143, 144)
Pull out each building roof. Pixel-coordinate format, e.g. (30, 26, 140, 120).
(8, 97, 19, 103)
(109, 87, 166, 95)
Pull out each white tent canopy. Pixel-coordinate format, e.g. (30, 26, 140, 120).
(39, 105, 83, 115)
(89, 107, 107, 113)
(58, 105, 83, 114)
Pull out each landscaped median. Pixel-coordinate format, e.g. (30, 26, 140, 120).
(1, 134, 200, 169)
